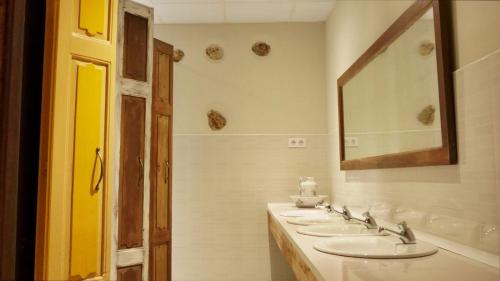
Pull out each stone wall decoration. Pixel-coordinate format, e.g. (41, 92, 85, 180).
(417, 104, 436, 125)
(173, 49, 185, 62)
(207, 110, 227, 130)
(252, 41, 271, 56)
(205, 44, 224, 61)
(419, 41, 435, 56)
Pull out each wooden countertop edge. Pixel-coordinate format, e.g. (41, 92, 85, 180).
(268, 211, 322, 281)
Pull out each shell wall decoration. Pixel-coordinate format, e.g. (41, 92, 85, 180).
(419, 41, 435, 56)
(252, 41, 271, 56)
(173, 49, 185, 62)
(205, 44, 224, 61)
(417, 105, 436, 125)
(207, 110, 227, 130)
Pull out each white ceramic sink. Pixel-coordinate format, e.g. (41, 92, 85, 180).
(297, 223, 384, 237)
(314, 236, 438, 258)
(279, 209, 327, 217)
(287, 215, 346, 226)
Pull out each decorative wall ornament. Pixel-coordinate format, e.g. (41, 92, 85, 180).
(207, 110, 227, 130)
(252, 41, 271, 56)
(173, 49, 185, 62)
(419, 41, 435, 56)
(417, 105, 435, 125)
(205, 44, 224, 61)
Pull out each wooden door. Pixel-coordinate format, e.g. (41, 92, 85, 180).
(114, 1, 153, 280)
(35, 0, 117, 280)
(150, 39, 173, 281)
(118, 95, 146, 249)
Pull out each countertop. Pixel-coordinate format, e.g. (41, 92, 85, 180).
(268, 203, 499, 281)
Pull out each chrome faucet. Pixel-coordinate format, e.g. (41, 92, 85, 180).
(378, 221, 416, 244)
(316, 204, 378, 229)
(341, 206, 378, 229)
(315, 203, 349, 219)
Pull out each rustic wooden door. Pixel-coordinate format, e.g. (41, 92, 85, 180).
(149, 39, 173, 281)
(118, 96, 146, 250)
(113, 1, 153, 280)
(35, 0, 118, 280)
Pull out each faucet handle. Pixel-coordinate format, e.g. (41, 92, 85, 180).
(315, 202, 331, 211)
(361, 211, 371, 218)
(397, 221, 409, 231)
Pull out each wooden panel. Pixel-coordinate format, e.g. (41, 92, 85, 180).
(157, 53, 171, 105)
(268, 213, 319, 281)
(79, 0, 107, 36)
(123, 12, 148, 81)
(153, 39, 173, 111)
(151, 244, 169, 281)
(69, 63, 106, 280)
(0, 0, 5, 81)
(150, 38, 173, 281)
(35, 0, 118, 279)
(118, 96, 146, 249)
(155, 115, 169, 231)
(117, 265, 142, 281)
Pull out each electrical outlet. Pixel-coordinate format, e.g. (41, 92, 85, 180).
(345, 137, 359, 147)
(288, 137, 307, 148)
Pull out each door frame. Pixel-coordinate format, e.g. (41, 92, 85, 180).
(1, 0, 45, 279)
(0, 0, 27, 278)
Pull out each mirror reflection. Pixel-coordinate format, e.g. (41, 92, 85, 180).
(342, 8, 442, 160)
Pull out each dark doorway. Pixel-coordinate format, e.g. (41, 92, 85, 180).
(0, 0, 45, 279)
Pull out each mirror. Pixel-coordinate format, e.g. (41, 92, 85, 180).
(338, 0, 457, 170)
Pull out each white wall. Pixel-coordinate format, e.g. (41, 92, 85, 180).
(156, 23, 327, 135)
(154, 23, 329, 281)
(326, 0, 500, 255)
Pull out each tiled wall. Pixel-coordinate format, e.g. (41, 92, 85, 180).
(154, 23, 329, 281)
(325, 0, 500, 255)
(172, 134, 329, 281)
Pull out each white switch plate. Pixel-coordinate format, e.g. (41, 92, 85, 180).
(345, 137, 359, 147)
(288, 137, 307, 148)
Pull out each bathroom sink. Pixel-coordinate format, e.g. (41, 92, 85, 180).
(287, 215, 346, 226)
(279, 209, 327, 217)
(297, 223, 383, 237)
(314, 236, 438, 258)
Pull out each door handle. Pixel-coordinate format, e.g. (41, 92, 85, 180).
(95, 148, 104, 191)
(138, 156, 144, 186)
(164, 161, 169, 184)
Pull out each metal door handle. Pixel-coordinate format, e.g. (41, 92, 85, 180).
(95, 148, 104, 191)
(164, 161, 169, 184)
(138, 156, 144, 186)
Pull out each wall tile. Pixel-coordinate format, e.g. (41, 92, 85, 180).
(172, 134, 329, 281)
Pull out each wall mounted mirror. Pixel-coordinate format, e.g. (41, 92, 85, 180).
(338, 0, 457, 170)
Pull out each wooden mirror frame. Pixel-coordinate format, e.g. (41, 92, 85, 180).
(337, 0, 457, 170)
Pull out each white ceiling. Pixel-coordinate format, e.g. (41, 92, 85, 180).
(133, 0, 336, 24)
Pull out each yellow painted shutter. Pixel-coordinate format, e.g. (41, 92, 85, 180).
(70, 63, 105, 279)
(36, 0, 117, 280)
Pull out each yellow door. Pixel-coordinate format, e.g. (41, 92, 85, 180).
(36, 0, 117, 280)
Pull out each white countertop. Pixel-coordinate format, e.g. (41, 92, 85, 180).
(268, 203, 500, 281)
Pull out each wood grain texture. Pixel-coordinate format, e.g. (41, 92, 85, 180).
(123, 12, 148, 81)
(268, 213, 319, 281)
(113, 2, 153, 279)
(337, 0, 457, 170)
(117, 265, 142, 281)
(149, 39, 173, 281)
(151, 244, 169, 281)
(118, 95, 146, 249)
(0, 0, 21, 278)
